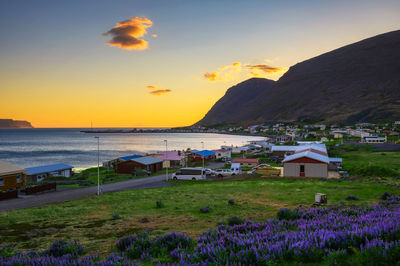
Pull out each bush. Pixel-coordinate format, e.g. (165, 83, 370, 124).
(156, 200, 164, 209)
(200, 205, 211, 213)
(228, 198, 235, 205)
(0, 245, 16, 258)
(46, 240, 83, 257)
(346, 194, 359, 201)
(276, 208, 302, 220)
(381, 192, 392, 200)
(227, 216, 243, 226)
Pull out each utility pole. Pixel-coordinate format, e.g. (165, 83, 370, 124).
(94, 136, 100, 196)
(164, 140, 168, 181)
(201, 141, 205, 174)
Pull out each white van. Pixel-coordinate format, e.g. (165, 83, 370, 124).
(231, 163, 242, 175)
(172, 168, 206, 180)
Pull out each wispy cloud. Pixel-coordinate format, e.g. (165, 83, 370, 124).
(150, 89, 171, 95)
(203, 62, 242, 82)
(103, 17, 154, 50)
(245, 64, 285, 77)
(203, 61, 286, 81)
(146, 85, 171, 95)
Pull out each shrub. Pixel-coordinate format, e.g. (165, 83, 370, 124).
(226, 216, 243, 226)
(111, 213, 121, 220)
(46, 240, 83, 257)
(200, 205, 211, 213)
(381, 192, 392, 200)
(0, 245, 16, 258)
(276, 208, 302, 220)
(156, 200, 164, 209)
(228, 198, 235, 205)
(346, 194, 359, 201)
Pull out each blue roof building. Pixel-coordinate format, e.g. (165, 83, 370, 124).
(25, 163, 74, 183)
(119, 154, 142, 161)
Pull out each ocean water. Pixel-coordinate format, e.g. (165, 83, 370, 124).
(0, 129, 265, 169)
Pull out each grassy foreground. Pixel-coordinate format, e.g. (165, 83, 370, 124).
(0, 178, 396, 255)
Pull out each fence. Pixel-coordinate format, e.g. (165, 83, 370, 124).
(24, 182, 56, 195)
(0, 189, 18, 201)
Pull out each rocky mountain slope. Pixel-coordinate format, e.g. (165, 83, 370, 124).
(196, 30, 400, 126)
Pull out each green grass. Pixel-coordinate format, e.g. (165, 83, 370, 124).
(0, 177, 395, 255)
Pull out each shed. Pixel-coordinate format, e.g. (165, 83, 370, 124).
(282, 151, 329, 178)
(0, 161, 26, 191)
(25, 163, 74, 183)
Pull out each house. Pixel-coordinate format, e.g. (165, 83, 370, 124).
(231, 146, 250, 154)
(116, 156, 163, 174)
(25, 163, 74, 183)
(328, 158, 343, 170)
(187, 150, 216, 161)
(330, 130, 347, 139)
(271, 144, 328, 159)
(212, 149, 231, 160)
(103, 154, 142, 168)
(152, 151, 185, 167)
(0, 161, 26, 191)
(361, 136, 387, 143)
(233, 158, 259, 167)
(283, 151, 329, 178)
(348, 130, 370, 138)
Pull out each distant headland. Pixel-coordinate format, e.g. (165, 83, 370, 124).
(0, 119, 33, 128)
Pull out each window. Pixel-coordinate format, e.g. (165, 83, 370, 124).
(0, 178, 3, 185)
(300, 165, 305, 173)
(16, 175, 21, 183)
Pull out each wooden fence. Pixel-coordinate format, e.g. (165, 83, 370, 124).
(0, 189, 18, 201)
(24, 182, 56, 195)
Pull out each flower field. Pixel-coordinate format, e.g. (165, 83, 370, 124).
(1, 194, 399, 265)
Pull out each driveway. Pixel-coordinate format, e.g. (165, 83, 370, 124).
(0, 174, 172, 212)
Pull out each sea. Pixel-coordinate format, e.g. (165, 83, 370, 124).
(0, 129, 265, 169)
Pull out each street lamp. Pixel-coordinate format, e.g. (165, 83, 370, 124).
(201, 141, 205, 171)
(164, 140, 168, 181)
(94, 136, 100, 196)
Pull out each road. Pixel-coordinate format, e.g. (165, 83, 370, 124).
(0, 174, 171, 212)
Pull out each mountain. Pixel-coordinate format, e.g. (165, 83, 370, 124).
(0, 119, 33, 128)
(196, 30, 400, 126)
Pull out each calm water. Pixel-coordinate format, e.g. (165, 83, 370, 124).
(0, 129, 264, 168)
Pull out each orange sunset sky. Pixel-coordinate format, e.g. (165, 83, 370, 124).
(1, 0, 399, 128)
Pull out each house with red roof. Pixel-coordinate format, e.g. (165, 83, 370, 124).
(233, 158, 259, 167)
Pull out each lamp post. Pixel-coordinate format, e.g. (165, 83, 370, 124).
(201, 141, 205, 171)
(164, 140, 168, 181)
(94, 136, 100, 196)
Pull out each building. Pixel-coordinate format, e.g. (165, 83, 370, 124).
(152, 151, 185, 167)
(0, 161, 26, 191)
(330, 130, 347, 139)
(233, 158, 259, 167)
(103, 154, 142, 168)
(361, 136, 387, 143)
(187, 150, 216, 161)
(25, 163, 74, 183)
(212, 149, 231, 160)
(271, 144, 328, 159)
(116, 156, 163, 174)
(283, 151, 329, 178)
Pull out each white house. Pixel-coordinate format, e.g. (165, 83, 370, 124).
(361, 136, 387, 143)
(212, 149, 231, 160)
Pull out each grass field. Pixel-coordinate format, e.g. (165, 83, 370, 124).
(0, 177, 396, 255)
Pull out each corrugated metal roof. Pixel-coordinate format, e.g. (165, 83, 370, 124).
(25, 163, 73, 175)
(329, 158, 343, 163)
(191, 150, 215, 156)
(0, 161, 26, 176)
(132, 156, 163, 165)
(119, 155, 142, 161)
(282, 151, 330, 164)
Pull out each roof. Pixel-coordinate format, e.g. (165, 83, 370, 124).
(271, 145, 299, 152)
(190, 150, 215, 156)
(25, 163, 73, 175)
(363, 136, 385, 139)
(132, 156, 163, 165)
(119, 154, 142, 161)
(295, 148, 328, 156)
(282, 151, 330, 164)
(0, 161, 26, 176)
(231, 163, 241, 167)
(233, 158, 259, 163)
(154, 151, 184, 161)
(329, 158, 343, 163)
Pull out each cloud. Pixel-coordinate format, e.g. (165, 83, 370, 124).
(245, 64, 285, 77)
(146, 85, 158, 90)
(103, 17, 153, 50)
(203, 62, 242, 82)
(150, 89, 171, 95)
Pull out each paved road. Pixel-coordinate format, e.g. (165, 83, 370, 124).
(0, 174, 172, 212)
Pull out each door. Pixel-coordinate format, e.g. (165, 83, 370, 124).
(300, 165, 305, 177)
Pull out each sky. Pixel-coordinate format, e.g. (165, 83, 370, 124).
(0, 0, 399, 128)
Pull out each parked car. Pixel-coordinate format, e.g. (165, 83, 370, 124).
(215, 169, 235, 178)
(171, 168, 206, 180)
